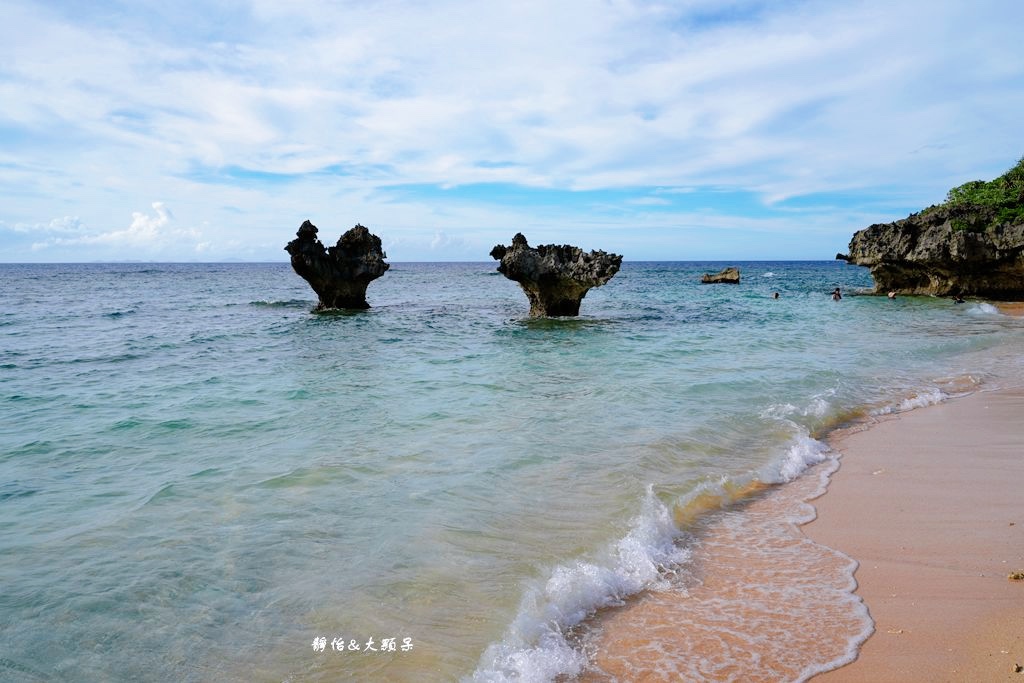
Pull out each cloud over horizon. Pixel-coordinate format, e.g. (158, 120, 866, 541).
(25, 202, 211, 257)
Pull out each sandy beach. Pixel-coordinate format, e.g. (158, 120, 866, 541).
(806, 388, 1024, 681)
(995, 302, 1024, 317)
(578, 388, 1024, 682)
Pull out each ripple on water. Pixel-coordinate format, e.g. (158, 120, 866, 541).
(2, 262, 1022, 682)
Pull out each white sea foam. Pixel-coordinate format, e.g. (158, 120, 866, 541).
(871, 387, 947, 415)
(470, 488, 689, 682)
(759, 430, 832, 484)
(804, 395, 830, 419)
(761, 402, 799, 419)
(967, 302, 1001, 315)
(762, 390, 834, 421)
(758, 398, 835, 483)
(762, 271, 775, 277)
(472, 428, 836, 682)
(567, 453, 871, 683)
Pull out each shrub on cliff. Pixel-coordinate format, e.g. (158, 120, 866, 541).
(944, 156, 1024, 228)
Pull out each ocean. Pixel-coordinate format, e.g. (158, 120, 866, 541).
(1, 261, 1022, 682)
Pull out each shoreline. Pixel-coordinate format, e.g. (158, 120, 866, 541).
(805, 388, 1024, 681)
(994, 301, 1024, 317)
(573, 386, 1024, 681)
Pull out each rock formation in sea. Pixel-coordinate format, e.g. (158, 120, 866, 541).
(284, 220, 390, 310)
(837, 157, 1024, 298)
(701, 267, 741, 284)
(489, 233, 622, 316)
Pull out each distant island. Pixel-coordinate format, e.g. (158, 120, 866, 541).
(837, 157, 1024, 298)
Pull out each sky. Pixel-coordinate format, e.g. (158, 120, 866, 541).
(1, 0, 1023, 262)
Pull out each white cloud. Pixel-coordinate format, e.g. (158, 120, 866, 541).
(1, 215, 85, 234)
(29, 202, 208, 257)
(1, 0, 1023, 261)
(68, 202, 172, 247)
(47, 216, 85, 233)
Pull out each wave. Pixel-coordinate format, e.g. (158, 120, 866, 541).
(966, 302, 1001, 316)
(470, 487, 689, 682)
(870, 387, 947, 415)
(470, 427, 832, 682)
(248, 299, 312, 309)
(140, 482, 177, 507)
(762, 389, 837, 422)
(0, 482, 39, 502)
(766, 432, 832, 483)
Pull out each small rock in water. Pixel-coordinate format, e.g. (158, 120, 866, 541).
(700, 266, 741, 284)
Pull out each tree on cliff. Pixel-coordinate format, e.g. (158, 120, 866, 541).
(941, 156, 1024, 228)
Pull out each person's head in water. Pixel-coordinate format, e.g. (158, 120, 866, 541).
(831, 287, 842, 300)
(772, 292, 779, 299)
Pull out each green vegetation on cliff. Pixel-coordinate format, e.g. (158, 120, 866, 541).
(842, 155, 1024, 298)
(939, 156, 1024, 229)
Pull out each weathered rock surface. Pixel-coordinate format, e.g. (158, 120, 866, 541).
(838, 158, 1024, 298)
(489, 233, 622, 316)
(837, 206, 1024, 298)
(285, 220, 389, 310)
(701, 267, 741, 284)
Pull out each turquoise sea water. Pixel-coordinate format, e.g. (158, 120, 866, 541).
(1, 261, 1022, 682)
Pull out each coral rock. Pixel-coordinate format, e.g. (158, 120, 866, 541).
(285, 220, 389, 310)
(490, 233, 622, 316)
(839, 157, 1024, 297)
(701, 267, 741, 284)
(838, 207, 1024, 298)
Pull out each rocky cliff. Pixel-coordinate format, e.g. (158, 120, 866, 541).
(837, 158, 1024, 298)
(490, 233, 622, 316)
(285, 220, 390, 310)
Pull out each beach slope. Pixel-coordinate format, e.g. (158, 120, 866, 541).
(807, 389, 1024, 681)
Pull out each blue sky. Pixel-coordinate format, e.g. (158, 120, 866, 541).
(1, 0, 1023, 262)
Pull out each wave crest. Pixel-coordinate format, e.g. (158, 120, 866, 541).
(470, 488, 688, 682)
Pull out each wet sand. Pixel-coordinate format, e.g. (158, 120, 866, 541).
(995, 301, 1024, 317)
(806, 388, 1024, 681)
(576, 388, 1024, 681)
(578, 465, 872, 681)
